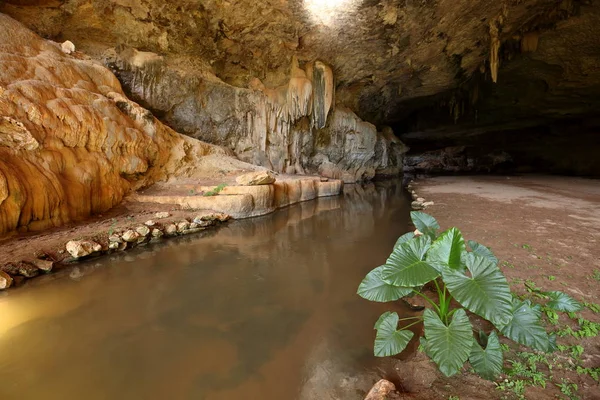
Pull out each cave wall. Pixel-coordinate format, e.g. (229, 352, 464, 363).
(0, 14, 237, 236)
(106, 49, 407, 183)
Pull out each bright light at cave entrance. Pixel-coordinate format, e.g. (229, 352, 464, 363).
(304, 0, 358, 26)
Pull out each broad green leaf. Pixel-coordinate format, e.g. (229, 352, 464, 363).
(500, 299, 554, 352)
(427, 228, 466, 271)
(468, 240, 499, 265)
(544, 291, 583, 312)
(443, 253, 513, 327)
(374, 312, 415, 357)
(410, 211, 440, 240)
(374, 311, 393, 329)
(469, 331, 503, 380)
(382, 235, 439, 287)
(358, 266, 413, 302)
(394, 232, 415, 249)
(423, 308, 473, 377)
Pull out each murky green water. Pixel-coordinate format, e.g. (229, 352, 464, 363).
(0, 181, 413, 400)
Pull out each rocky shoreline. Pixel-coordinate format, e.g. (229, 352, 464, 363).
(0, 171, 344, 291)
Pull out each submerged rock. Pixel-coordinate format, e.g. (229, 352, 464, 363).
(66, 240, 102, 258)
(236, 170, 276, 186)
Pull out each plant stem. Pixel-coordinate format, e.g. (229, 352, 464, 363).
(400, 318, 424, 331)
(398, 316, 423, 322)
(412, 290, 440, 313)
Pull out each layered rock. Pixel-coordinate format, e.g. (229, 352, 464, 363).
(0, 14, 248, 236)
(106, 50, 407, 182)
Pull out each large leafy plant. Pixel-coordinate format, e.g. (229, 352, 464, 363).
(357, 211, 582, 380)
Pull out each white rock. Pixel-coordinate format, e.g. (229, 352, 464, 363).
(155, 212, 170, 219)
(151, 228, 164, 238)
(61, 40, 75, 54)
(136, 225, 151, 237)
(144, 220, 156, 227)
(176, 220, 190, 232)
(417, 197, 426, 202)
(423, 201, 435, 207)
(66, 240, 102, 258)
(122, 230, 139, 242)
(165, 224, 178, 236)
(108, 242, 120, 250)
(108, 235, 122, 243)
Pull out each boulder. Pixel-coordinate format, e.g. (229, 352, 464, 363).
(66, 240, 102, 258)
(236, 170, 276, 186)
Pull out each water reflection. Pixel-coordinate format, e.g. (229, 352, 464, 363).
(0, 181, 412, 400)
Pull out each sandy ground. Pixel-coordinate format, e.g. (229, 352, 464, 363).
(393, 175, 600, 399)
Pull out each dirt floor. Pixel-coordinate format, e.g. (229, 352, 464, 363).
(391, 175, 600, 399)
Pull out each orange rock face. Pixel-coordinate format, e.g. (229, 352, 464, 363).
(0, 14, 225, 236)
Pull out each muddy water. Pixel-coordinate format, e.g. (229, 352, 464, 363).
(0, 181, 414, 400)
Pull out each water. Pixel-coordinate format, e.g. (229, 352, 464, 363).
(0, 181, 413, 400)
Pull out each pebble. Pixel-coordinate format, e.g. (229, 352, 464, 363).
(144, 220, 156, 227)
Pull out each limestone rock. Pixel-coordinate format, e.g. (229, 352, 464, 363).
(108, 242, 120, 250)
(236, 171, 276, 186)
(364, 379, 396, 400)
(108, 235, 123, 243)
(66, 240, 102, 258)
(176, 221, 190, 233)
(144, 220, 155, 227)
(121, 230, 139, 243)
(411, 201, 424, 210)
(0, 271, 13, 290)
(165, 224, 178, 236)
(192, 216, 215, 227)
(61, 40, 75, 54)
(154, 212, 170, 219)
(28, 259, 54, 272)
(151, 228, 164, 238)
(135, 225, 151, 237)
(197, 213, 231, 222)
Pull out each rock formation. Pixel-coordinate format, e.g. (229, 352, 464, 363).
(0, 14, 251, 236)
(106, 50, 407, 182)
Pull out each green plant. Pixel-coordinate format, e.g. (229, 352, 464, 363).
(203, 183, 227, 197)
(357, 212, 582, 380)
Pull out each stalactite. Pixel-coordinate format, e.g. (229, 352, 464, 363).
(307, 61, 334, 129)
(489, 20, 501, 83)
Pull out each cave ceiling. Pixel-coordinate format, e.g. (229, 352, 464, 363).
(2, 0, 599, 135)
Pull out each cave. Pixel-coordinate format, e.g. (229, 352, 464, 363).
(0, 1, 599, 399)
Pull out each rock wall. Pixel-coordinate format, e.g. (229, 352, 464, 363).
(0, 14, 243, 236)
(107, 49, 407, 183)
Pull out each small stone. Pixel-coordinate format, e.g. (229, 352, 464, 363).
(28, 258, 54, 272)
(108, 242, 120, 250)
(423, 201, 434, 207)
(189, 222, 199, 229)
(108, 235, 122, 243)
(364, 379, 396, 400)
(122, 230, 139, 243)
(66, 240, 102, 258)
(151, 228, 164, 238)
(136, 225, 151, 237)
(235, 170, 276, 186)
(144, 220, 156, 227)
(0, 271, 13, 290)
(192, 217, 214, 227)
(165, 224, 178, 236)
(412, 192, 418, 200)
(417, 197, 426, 202)
(16, 262, 40, 278)
(155, 212, 170, 219)
(61, 40, 75, 54)
(176, 220, 190, 233)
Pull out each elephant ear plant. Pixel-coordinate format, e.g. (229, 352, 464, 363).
(357, 211, 582, 380)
